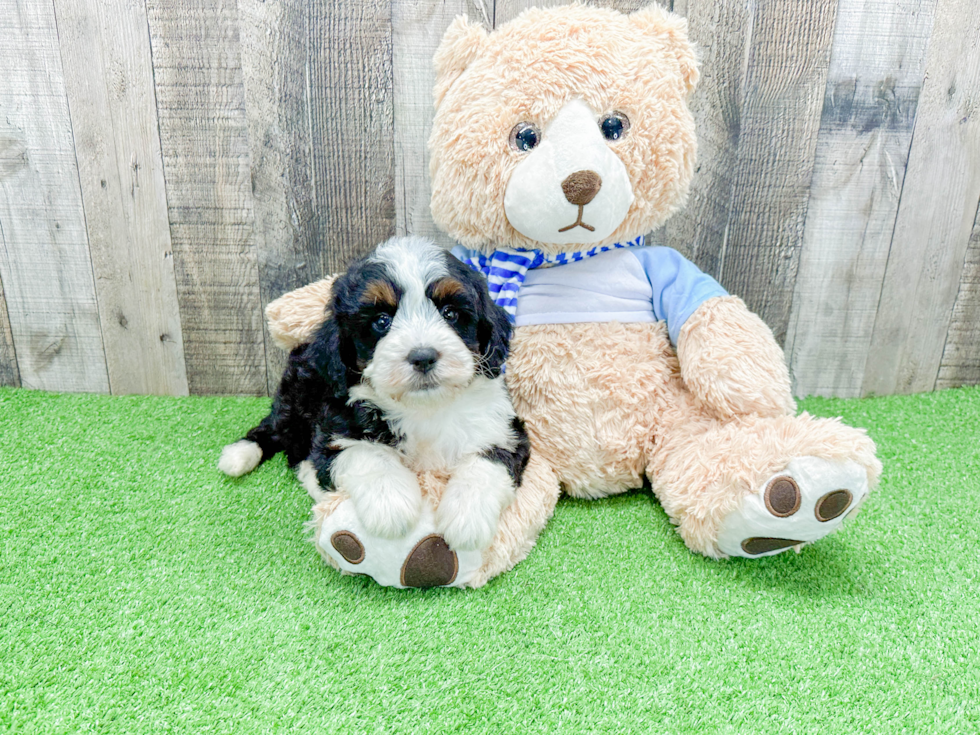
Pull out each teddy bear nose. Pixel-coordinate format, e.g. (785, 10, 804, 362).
(561, 170, 603, 206)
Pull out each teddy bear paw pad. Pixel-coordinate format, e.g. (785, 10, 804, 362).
(400, 535, 458, 588)
(330, 531, 365, 564)
(716, 456, 869, 558)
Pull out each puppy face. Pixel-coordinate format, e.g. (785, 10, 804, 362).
(317, 237, 510, 404)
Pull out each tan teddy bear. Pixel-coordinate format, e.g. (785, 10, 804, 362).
(268, 3, 881, 587)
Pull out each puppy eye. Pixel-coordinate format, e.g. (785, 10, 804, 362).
(509, 122, 540, 153)
(599, 112, 630, 141)
(439, 305, 459, 324)
(372, 313, 392, 334)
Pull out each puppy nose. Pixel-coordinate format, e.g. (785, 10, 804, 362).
(407, 347, 440, 374)
(561, 170, 602, 206)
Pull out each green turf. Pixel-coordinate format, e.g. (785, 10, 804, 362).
(1, 386, 978, 733)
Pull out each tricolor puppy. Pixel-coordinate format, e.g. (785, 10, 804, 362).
(218, 236, 530, 551)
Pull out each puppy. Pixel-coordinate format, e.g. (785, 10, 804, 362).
(218, 236, 530, 551)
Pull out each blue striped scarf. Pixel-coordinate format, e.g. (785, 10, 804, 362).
(457, 235, 645, 321)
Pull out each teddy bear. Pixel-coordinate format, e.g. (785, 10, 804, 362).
(266, 3, 882, 588)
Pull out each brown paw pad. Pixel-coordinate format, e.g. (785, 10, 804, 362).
(401, 534, 458, 588)
(330, 531, 365, 564)
(765, 476, 801, 517)
(815, 489, 853, 522)
(741, 537, 803, 556)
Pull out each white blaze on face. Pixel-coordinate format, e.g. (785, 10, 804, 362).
(503, 99, 634, 245)
(361, 238, 476, 404)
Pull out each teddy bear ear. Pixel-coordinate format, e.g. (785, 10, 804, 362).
(629, 6, 700, 95)
(433, 15, 488, 108)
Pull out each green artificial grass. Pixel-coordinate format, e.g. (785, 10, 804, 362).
(1, 386, 979, 733)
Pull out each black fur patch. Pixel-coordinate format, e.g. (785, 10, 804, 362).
(432, 255, 511, 378)
(481, 417, 532, 486)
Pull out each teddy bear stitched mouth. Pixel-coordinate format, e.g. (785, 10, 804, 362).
(558, 170, 602, 233)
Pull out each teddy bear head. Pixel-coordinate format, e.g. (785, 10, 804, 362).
(428, 3, 699, 255)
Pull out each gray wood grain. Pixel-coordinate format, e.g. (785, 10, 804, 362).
(784, 0, 936, 398)
(308, 1, 395, 271)
(392, 0, 485, 248)
(55, 0, 189, 396)
(662, 0, 750, 274)
(863, 0, 980, 395)
(0, 269, 20, 387)
(145, 0, 266, 395)
(937, 202, 980, 389)
(239, 0, 319, 393)
(0, 0, 109, 393)
(714, 0, 839, 346)
(495, 0, 652, 24)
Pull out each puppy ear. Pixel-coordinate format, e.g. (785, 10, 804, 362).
(434, 16, 488, 108)
(477, 299, 512, 379)
(307, 316, 350, 399)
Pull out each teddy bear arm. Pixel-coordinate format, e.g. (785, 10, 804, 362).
(265, 275, 337, 351)
(676, 295, 796, 420)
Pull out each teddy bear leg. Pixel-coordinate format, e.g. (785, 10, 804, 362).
(307, 451, 560, 588)
(647, 412, 882, 559)
(310, 490, 483, 589)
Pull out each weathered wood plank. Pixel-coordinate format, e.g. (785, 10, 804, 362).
(145, 0, 266, 395)
(54, 0, 188, 396)
(784, 0, 936, 398)
(714, 0, 839, 346)
(241, 0, 396, 392)
(238, 0, 319, 393)
(392, 0, 486, 248)
(308, 1, 395, 271)
(662, 0, 750, 273)
(494, 0, 653, 25)
(863, 0, 980, 395)
(0, 269, 20, 387)
(0, 0, 109, 393)
(937, 201, 980, 389)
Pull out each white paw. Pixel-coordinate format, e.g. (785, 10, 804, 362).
(352, 479, 422, 539)
(716, 456, 871, 558)
(331, 443, 422, 540)
(436, 457, 514, 552)
(218, 439, 262, 477)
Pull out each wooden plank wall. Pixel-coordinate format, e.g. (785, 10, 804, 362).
(0, 0, 109, 393)
(0, 0, 978, 398)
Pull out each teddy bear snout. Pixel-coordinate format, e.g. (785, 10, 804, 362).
(561, 170, 602, 206)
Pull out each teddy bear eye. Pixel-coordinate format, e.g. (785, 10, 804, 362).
(600, 112, 630, 141)
(509, 122, 541, 152)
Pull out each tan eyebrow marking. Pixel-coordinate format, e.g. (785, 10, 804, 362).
(362, 280, 398, 308)
(430, 278, 466, 301)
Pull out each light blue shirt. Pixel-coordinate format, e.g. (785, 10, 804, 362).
(453, 245, 727, 345)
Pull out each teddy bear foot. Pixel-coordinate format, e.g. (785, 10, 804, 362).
(715, 457, 870, 558)
(312, 497, 484, 589)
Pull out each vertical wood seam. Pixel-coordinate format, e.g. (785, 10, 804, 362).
(0, 220, 22, 387)
(934, 192, 980, 390)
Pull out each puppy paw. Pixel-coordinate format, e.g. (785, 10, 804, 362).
(351, 476, 422, 540)
(716, 456, 871, 558)
(218, 439, 262, 477)
(436, 457, 515, 551)
(331, 442, 423, 539)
